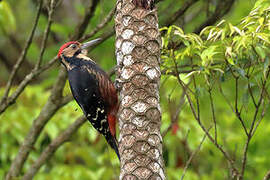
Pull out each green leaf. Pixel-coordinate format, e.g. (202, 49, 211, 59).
(228, 23, 235, 36)
(255, 46, 266, 59)
(227, 58, 235, 65)
(0, 1, 16, 34)
(257, 33, 270, 44)
(263, 57, 269, 78)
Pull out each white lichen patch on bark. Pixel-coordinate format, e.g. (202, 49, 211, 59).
(149, 162, 161, 173)
(121, 41, 135, 55)
(123, 15, 132, 26)
(131, 101, 147, 113)
(147, 148, 160, 160)
(132, 117, 147, 128)
(123, 55, 133, 66)
(122, 29, 134, 39)
(121, 68, 134, 79)
(146, 97, 158, 106)
(148, 134, 160, 146)
(122, 95, 133, 107)
(146, 68, 158, 79)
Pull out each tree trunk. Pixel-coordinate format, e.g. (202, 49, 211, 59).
(115, 0, 165, 179)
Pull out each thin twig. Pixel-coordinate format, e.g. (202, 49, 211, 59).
(192, 71, 200, 123)
(234, 77, 249, 137)
(240, 67, 270, 180)
(80, 6, 115, 42)
(218, 81, 249, 137)
(208, 88, 217, 142)
(72, 0, 100, 40)
(5, 67, 67, 180)
(171, 56, 239, 176)
(263, 170, 270, 180)
(0, 0, 57, 114)
(162, 89, 186, 137)
(35, 0, 57, 69)
(248, 80, 257, 107)
(251, 99, 266, 137)
(164, 0, 198, 27)
(180, 128, 208, 180)
(0, 0, 43, 108)
(194, 0, 236, 34)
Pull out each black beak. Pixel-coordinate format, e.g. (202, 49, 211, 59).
(81, 38, 102, 49)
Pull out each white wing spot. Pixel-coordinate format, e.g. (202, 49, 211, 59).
(101, 119, 107, 124)
(92, 108, 104, 121)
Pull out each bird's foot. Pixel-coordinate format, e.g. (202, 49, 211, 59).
(114, 79, 123, 92)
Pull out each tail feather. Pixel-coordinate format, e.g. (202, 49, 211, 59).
(105, 135, 120, 161)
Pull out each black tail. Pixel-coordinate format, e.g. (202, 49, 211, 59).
(105, 134, 120, 161)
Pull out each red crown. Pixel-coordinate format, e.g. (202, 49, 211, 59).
(58, 41, 79, 58)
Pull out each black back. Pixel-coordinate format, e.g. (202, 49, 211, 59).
(67, 61, 109, 135)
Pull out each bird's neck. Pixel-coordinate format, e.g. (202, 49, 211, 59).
(62, 54, 95, 70)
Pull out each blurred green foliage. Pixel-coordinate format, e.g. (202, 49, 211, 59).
(0, 1, 16, 34)
(161, 1, 270, 179)
(0, 0, 268, 179)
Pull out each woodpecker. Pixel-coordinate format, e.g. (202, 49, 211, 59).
(58, 39, 120, 160)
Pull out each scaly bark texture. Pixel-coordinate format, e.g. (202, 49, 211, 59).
(115, 0, 165, 179)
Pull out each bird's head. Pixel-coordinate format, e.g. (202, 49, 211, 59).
(58, 41, 81, 59)
(58, 39, 101, 68)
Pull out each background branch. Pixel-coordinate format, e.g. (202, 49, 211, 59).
(5, 67, 67, 180)
(264, 170, 270, 180)
(164, 0, 198, 27)
(0, 0, 43, 112)
(194, 0, 235, 34)
(180, 131, 208, 180)
(72, 0, 100, 40)
(22, 116, 87, 180)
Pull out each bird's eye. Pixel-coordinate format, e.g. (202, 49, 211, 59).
(70, 44, 77, 49)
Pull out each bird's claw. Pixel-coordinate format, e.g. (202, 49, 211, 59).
(114, 79, 123, 92)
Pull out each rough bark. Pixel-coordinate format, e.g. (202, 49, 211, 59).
(115, 0, 165, 179)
